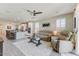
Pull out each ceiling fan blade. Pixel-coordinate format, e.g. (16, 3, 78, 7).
(35, 12, 43, 14)
(24, 9, 43, 16)
(26, 10, 33, 13)
(24, 9, 33, 13)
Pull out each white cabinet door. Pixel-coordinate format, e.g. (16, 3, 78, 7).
(16, 32, 27, 39)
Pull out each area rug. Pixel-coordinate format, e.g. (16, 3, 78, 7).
(13, 39, 52, 56)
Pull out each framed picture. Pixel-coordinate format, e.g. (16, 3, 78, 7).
(7, 26, 11, 29)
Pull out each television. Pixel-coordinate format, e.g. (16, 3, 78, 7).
(42, 23, 50, 27)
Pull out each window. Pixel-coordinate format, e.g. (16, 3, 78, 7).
(56, 18, 66, 28)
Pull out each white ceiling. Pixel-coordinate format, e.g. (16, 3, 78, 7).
(0, 3, 77, 22)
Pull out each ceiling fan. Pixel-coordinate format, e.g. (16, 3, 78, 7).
(24, 9, 43, 16)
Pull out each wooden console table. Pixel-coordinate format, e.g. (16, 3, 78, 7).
(6, 30, 16, 40)
(0, 38, 3, 56)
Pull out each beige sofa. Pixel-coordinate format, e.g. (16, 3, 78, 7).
(36, 30, 53, 42)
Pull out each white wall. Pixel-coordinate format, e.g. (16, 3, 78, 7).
(74, 4, 79, 55)
(3, 22, 16, 30)
(38, 13, 73, 32)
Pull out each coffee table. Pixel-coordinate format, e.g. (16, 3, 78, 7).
(28, 37, 41, 46)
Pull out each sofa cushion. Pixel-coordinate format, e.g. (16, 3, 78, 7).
(59, 31, 73, 41)
(38, 30, 53, 36)
(58, 35, 67, 40)
(60, 32, 69, 37)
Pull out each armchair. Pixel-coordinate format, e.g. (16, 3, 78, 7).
(51, 32, 75, 54)
(59, 40, 73, 53)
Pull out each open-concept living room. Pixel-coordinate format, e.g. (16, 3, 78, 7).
(0, 3, 79, 56)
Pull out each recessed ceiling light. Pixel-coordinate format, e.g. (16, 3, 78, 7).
(6, 10, 11, 13)
(56, 11, 59, 13)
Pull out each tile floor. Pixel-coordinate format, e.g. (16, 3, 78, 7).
(3, 38, 76, 56)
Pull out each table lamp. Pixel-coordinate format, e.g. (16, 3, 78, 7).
(53, 31, 58, 35)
